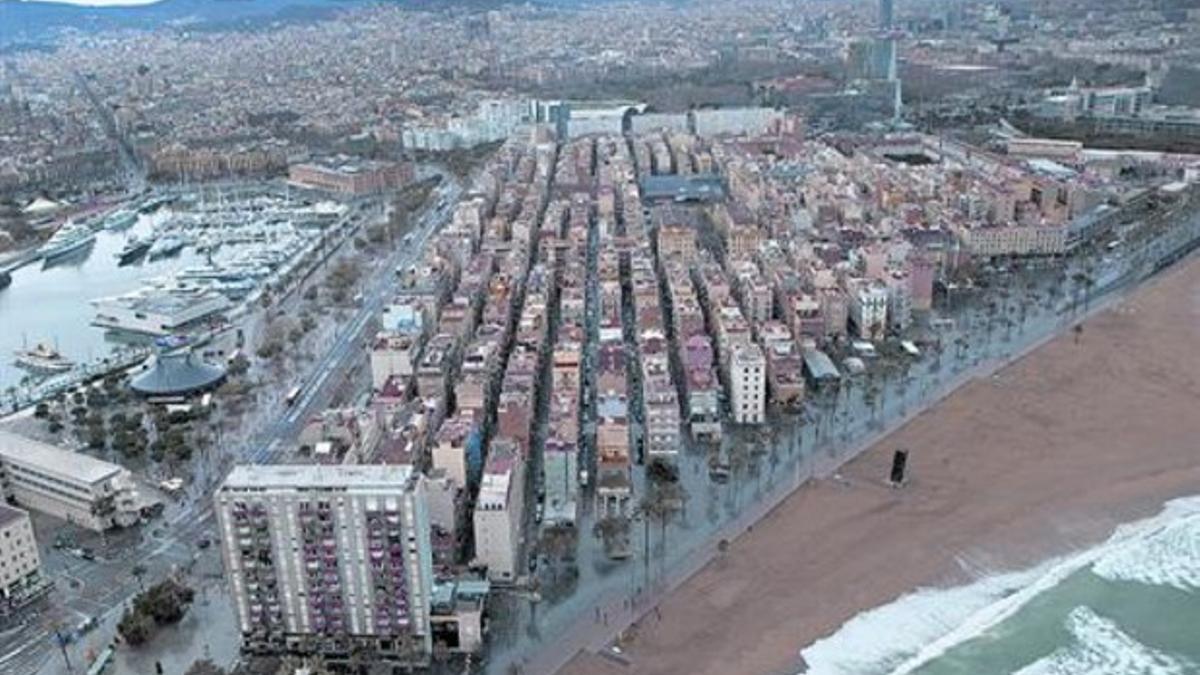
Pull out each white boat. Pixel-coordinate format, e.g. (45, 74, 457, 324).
(116, 235, 153, 265)
(39, 222, 96, 260)
(148, 234, 187, 259)
(104, 209, 138, 231)
(14, 343, 74, 373)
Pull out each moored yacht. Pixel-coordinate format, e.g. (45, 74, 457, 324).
(13, 343, 74, 374)
(38, 222, 96, 261)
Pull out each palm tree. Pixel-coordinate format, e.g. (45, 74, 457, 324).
(594, 515, 630, 559)
(132, 564, 147, 592)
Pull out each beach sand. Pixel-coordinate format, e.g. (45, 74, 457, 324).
(562, 257, 1200, 675)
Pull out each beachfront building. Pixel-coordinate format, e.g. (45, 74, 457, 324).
(847, 279, 889, 341)
(0, 431, 141, 531)
(959, 223, 1069, 258)
(214, 464, 434, 666)
(0, 504, 50, 616)
(472, 441, 525, 583)
(729, 344, 767, 425)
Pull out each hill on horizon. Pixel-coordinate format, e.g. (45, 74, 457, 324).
(0, 0, 605, 51)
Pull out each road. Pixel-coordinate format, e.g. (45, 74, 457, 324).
(0, 175, 461, 675)
(487, 197, 1200, 674)
(246, 177, 461, 463)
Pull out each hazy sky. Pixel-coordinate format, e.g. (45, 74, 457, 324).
(21, 0, 165, 6)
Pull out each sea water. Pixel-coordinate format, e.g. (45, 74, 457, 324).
(799, 496, 1200, 675)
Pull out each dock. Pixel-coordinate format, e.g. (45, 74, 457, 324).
(3, 347, 152, 414)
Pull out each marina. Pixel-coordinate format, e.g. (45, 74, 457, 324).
(0, 188, 352, 399)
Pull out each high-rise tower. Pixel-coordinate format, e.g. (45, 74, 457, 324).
(216, 464, 434, 666)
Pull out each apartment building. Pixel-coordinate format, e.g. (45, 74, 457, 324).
(0, 505, 48, 616)
(0, 431, 140, 531)
(472, 441, 525, 583)
(370, 332, 420, 391)
(961, 223, 1068, 258)
(542, 438, 579, 526)
(729, 344, 767, 425)
(847, 279, 889, 340)
(432, 414, 478, 488)
(214, 464, 434, 665)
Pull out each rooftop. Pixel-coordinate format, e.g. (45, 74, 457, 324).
(0, 503, 30, 529)
(0, 430, 125, 486)
(221, 463, 414, 491)
(130, 349, 227, 397)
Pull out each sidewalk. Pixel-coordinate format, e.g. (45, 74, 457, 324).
(502, 233, 1190, 675)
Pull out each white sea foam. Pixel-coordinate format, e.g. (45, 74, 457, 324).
(797, 496, 1200, 675)
(1013, 606, 1194, 675)
(1091, 500, 1200, 592)
(797, 566, 1045, 674)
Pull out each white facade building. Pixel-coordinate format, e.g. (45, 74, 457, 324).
(472, 442, 524, 583)
(0, 505, 47, 614)
(729, 344, 767, 425)
(0, 431, 140, 531)
(847, 279, 890, 340)
(91, 289, 231, 336)
(214, 464, 434, 665)
(693, 108, 783, 138)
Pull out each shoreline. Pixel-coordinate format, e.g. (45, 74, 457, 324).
(562, 252, 1200, 675)
(800, 493, 1200, 675)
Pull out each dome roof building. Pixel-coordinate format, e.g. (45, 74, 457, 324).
(130, 339, 227, 397)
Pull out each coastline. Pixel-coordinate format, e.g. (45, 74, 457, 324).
(562, 253, 1200, 675)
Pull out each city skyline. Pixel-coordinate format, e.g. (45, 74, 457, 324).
(0, 2, 1198, 674)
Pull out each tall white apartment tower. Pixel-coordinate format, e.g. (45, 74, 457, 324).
(215, 465, 434, 666)
(729, 344, 767, 425)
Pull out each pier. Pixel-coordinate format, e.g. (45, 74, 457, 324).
(3, 347, 152, 414)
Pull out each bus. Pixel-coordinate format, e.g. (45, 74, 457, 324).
(285, 385, 303, 407)
(86, 647, 113, 675)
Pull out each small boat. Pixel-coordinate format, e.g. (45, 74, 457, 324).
(39, 222, 96, 261)
(148, 234, 187, 259)
(0, 271, 11, 291)
(104, 209, 138, 231)
(116, 235, 153, 266)
(138, 195, 175, 214)
(14, 343, 74, 374)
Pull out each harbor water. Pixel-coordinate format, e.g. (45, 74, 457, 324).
(0, 212, 202, 394)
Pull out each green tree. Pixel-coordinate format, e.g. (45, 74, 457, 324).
(117, 609, 154, 646)
(184, 660, 226, 675)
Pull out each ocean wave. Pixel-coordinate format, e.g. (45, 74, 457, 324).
(1013, 606, 1195, 675)
(1091, 500, 1200, 592)
(797, 566, 1046, 674)
(796, 496, 1200, 675)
